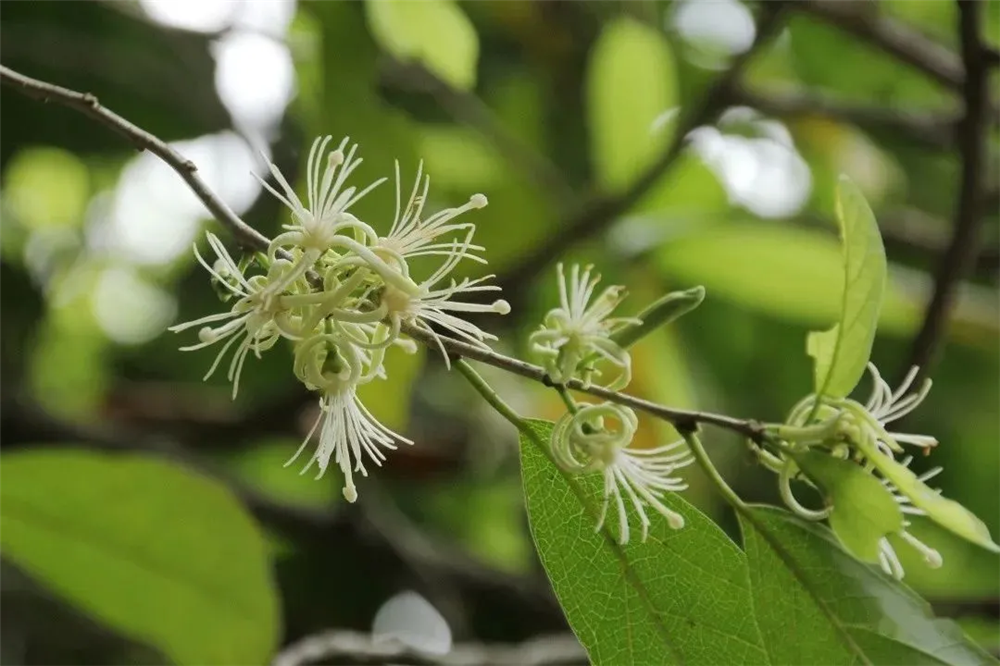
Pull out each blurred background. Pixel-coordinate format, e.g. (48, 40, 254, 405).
(1, 0, 998, 664)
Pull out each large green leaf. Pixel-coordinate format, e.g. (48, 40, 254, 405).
(740, 506, 993, 666)
(793, 450, 904, 563)
(0, 449, 279, 665)
(807, 177, 887, 399)
(365, 0, 479, 90)
(587, 17, 677, 191)
(519, 420, 768, 665)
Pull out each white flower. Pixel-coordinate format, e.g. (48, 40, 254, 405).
(257, 135, 383, 252)
(551, 402, 693, 544)
(375, 161, 489, 270)
(876, 455, 944, 579)
(287, 386, 412, 502)
(287, 331, 411, 502)
(169, 233, 297, 398)
(860, 363, 937, 455)
(377, 181, 509, 366)
(530, 264, 640, 391)
(784, 363, 937, 456)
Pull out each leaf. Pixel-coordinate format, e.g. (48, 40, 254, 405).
(365, 0, 479, 90)
(851, 440, 1000, 554)
(0, 449, 279, 666)
(807, 176, 887, 399)
(587, 17, 677, 191)
(519, 420, 768, 665)
(793, 450, 904, 562)
(655, 222, 999, 347)
(741, 505, 994, 666)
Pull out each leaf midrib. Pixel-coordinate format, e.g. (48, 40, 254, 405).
(741, 507, 872, 666)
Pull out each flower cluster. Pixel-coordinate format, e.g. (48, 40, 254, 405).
(532, 265, 694, 543)
(171, 136, 509, 502)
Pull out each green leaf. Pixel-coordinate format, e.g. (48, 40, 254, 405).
(365, 0, 479, 90)
(793, 450, 904, 562)
(851, 439, 1000, 554)
(587, 17, 677, 191)
(807, 176, 887, 399)
(655, 222, 999, 347)
(519, 420, 768, 665)
(741, 506, 994, 665)
(0, 449, 279, 665)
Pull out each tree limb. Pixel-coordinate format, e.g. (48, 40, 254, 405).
(904, 0, 991, 381)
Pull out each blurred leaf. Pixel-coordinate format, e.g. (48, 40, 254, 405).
(657, 222, 999, 347)
(519, 420, 769, 665)
(807, 177, 887, 399)
(587, 17, 677, 191)
(741, 506, 993, 665)
(793, 450, 903, 562)
(0, 450, 279, 666)
(365, 0, 479, 90)
(4, 148, 90, 230)
(223, 439, 338, 509)
(787, 14, 953, 110)
(417, 125, 504, 191)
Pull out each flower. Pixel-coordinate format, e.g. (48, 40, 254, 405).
(529, 264, 640, 390)
(784, 363, 937, 456)
(876, 455, 944, 579)
(287, 331, 412, 502)
(375, 161, 489, 270)
(551, 402, 693, 544)
(169, 232, 300, 398)
(376, 175, 509, 366)
(256, 135, 383, 252)
(287, 387, 412, 502)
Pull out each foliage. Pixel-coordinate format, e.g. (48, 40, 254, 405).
(1, 1, 997, 665)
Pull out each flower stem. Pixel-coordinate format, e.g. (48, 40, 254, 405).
(682, 431, 748, 511)
(455, 359, 530, 433)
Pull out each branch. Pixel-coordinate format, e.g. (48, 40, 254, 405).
(904, 0, 991, 381)
(797, 0, 964, 90)
(732, 85, 957, 150)
(272, 630, 586, 666)
(402, 324, 767, 443)
(494, 4, 787, 300)
(0, 66, 770, 443)
(0, 64, 272, 255)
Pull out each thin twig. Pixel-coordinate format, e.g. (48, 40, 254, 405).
(797, 0, 964, 91)
(494, 4, 787, 300)
(407, 324, 767, 442)
(0, 64, 273, 255)
(904, 0, 991, 382)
